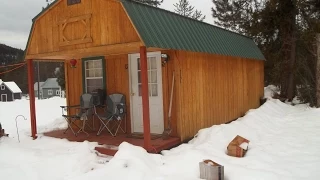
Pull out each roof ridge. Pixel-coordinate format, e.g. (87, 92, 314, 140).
(122, 0, 253, 40)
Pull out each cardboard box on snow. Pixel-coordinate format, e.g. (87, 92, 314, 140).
(227, 135, 250, 157)
(199, 160, 224, 180)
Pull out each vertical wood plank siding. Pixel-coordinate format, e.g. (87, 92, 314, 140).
(62, 50, 264, 141)
(27, 0, 140, 55)
(161, 50, 178, 137)
(65, 59, 83, 120)
(105, 55, 131, 133)
(65, 55, 131, 132)
(173, 51, 264, 141)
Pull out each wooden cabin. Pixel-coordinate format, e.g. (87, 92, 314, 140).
(25, 0, 265, 151)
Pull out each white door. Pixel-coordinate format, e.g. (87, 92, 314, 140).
(129, 52, 164, 134)
(1, 94, 7, 102)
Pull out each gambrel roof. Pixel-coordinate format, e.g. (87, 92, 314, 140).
(26, 0, 265, 60)
(122, 0, 265, 60)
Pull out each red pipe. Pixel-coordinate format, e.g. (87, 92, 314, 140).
(140, 46, 151, 151)
(27, 59, 37, 139)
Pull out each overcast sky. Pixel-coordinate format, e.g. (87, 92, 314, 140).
(0, 0, 214, 50)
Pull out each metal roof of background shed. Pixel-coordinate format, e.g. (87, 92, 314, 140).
(122, 0, 265, 60)
(41, 78, 60, 89)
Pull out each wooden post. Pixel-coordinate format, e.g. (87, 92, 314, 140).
(140, 46, 151, 151)
(27, 59, 37, 139)
(37, 61, 41, 100)
(317, 34, 320, 107)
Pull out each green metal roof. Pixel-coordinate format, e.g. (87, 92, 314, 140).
(122, 0, 265, 60)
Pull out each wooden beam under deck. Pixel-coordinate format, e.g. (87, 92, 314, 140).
(44, 129, 181, 156)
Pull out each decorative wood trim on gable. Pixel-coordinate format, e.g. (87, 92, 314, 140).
(59, 14, 92, 46)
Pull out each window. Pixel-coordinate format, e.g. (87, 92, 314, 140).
(0, 85, 5, 90)
(67, 0, 81, 6)
(48, 90, 53, 95)
(83, 58, 105, 93)
(137, 57, 158, 97)
(56, 90, 60, 96)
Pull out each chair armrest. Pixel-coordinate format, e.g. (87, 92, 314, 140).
(61, 105, 81, 117)
(60, 105, 80, 109)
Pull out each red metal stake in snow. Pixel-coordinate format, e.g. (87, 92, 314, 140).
(27, 59, 37, 139)
(140, 46, 151, 151)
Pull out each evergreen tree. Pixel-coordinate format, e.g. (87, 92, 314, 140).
(46, 0, 164, 7)
(174, 0, 206, 21)
(134, 0, 163, 7)
(45, 0, 55, 7)
(212, 0, 320, 104)
(55, 63, 65, 90)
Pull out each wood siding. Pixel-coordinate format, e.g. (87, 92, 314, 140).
(173, 51, 264, 141)
(0, 84, 14, 102)
(64, 55, 131, 131)
(27, 0, 140, 56)
(64, 50, 264, 141)
(65, 59, 83, 119)
(105, 54, 131, 132)
(160, 50, 178, 137)
(13, 93, 22, 100)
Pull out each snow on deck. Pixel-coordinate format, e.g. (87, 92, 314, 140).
(1, 96, 320, 180)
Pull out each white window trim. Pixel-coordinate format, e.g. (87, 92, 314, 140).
(56, 90, 60, 95)
(84, 59, 104, 93)
(1, 85, 5, 90)
(48, 90, 53, 95)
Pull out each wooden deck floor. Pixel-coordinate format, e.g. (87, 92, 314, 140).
(44, 129, 181, 155)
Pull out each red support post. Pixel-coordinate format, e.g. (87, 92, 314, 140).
(140, 46, 151, 151)
(27, 59, 37, 139)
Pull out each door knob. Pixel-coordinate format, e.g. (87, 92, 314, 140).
(131, 92, 135, 96)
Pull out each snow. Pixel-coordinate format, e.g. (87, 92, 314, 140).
(239, 142, 249, 150)
(264, 85, 279, 99)
(0, 97, 106, 180)
(1, 91, 320, 180)
(3, 81, 22, 93)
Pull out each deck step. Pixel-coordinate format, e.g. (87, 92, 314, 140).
(95, 146, 119, 156)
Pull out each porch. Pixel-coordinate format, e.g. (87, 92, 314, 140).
(44, 129, 181, 156)
(24, 0, 179, 154)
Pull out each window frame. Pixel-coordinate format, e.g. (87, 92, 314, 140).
(137, 57, 159, 97)
(0, 85, 5, 90)
(67, 0, 81, 6)
(82, 56, 106, 94)
(56, 90, 60, 96)
(48, 89, 53, 95)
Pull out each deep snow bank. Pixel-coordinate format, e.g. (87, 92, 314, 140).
(73, 99, 320, 180)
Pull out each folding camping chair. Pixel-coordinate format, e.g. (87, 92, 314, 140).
(94, 93, 126, 136)
(60, 93, 94, 136)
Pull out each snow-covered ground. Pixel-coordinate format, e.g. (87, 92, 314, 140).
(1, 94, 320, 180)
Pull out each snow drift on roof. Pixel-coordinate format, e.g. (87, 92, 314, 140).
(3, 81, 22, 93)
(42, 78, 60, 89)
(34, 82, 45, 90)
